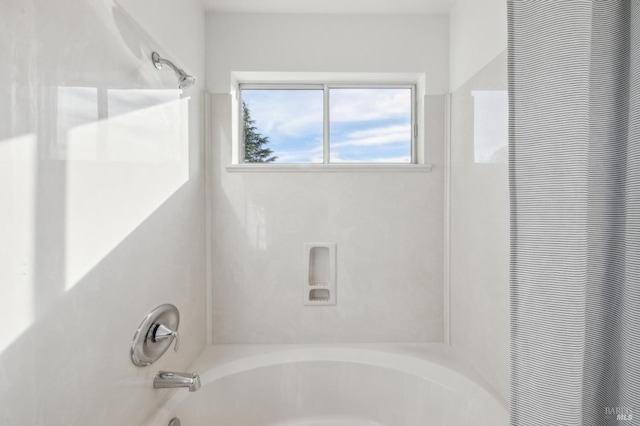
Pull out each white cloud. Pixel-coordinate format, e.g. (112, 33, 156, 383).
(243, 90, 323, 138)
(270, 145, 324, 163)
(330, 155, 411, 163)
(330, 88, 411, 122)
(243, 88, 412, 141)
(332, 124, 411, 147)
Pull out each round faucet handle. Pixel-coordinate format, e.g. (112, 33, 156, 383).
(152, 323, 180, 352)
(131, 304, 180, 367)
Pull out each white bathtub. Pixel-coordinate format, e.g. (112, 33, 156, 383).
(146, 344, 508, 426)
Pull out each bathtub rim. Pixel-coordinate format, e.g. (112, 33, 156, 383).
(145, 343, 508, 425)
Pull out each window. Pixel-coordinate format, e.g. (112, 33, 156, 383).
(239, 84, 416, 164)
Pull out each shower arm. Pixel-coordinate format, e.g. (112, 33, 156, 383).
(152, 52, 180, 74)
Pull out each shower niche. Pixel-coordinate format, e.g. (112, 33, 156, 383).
(303, 243, 336, 306)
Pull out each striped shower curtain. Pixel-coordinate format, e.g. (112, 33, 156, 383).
(509, 1, 640, 425)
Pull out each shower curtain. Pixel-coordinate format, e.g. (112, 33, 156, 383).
(509, 1, 640, 425)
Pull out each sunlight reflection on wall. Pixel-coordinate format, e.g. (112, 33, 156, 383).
(0, 0, 192, 357)
(58, 88, 189, 290)
(472, 90, 508, 164)
(0, 134, 37, 353)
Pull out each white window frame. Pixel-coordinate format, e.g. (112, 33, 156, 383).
(238, 82, 418, 166)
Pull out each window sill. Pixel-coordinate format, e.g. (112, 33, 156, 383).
(225, 164, 433, 173)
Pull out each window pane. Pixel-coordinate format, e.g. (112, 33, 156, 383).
(329, 88, 412, 163)
(241, 89, 323, 163)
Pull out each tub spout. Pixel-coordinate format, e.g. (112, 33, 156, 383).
(153, 371, 201, 392)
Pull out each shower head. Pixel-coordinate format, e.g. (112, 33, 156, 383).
(151, 51, 196, 90)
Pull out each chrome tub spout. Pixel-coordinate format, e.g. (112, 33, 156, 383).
(153, 371, 201, 392)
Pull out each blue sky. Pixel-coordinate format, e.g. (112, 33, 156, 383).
(242, 88, 412, 163)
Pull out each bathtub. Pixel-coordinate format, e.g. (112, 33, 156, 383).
(145, 344, 508, 426)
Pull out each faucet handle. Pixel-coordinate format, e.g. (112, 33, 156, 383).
(131, 304, 180, 367)
(152, 323, 180, 352)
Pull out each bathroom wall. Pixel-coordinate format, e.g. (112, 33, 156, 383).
(206, 14, 448, 343)
(448, 0, 510, 403)
(449, 0, 507, 92)
(207, 14, 449, 95)
(0, 0, 206, 424)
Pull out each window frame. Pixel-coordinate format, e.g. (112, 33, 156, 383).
(238, 82, 417, 165)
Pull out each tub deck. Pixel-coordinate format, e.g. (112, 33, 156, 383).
(146, 343, 508, 426)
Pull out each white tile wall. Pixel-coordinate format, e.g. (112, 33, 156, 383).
(449, 51, 510, 402)
(206, 13, 450, 95)
(449, 0, 507, 92)
(0, 0, 206, 423)
(205, 13, 449, 344)
(208, 93, 445, 343)
(0, 3, 510, 422)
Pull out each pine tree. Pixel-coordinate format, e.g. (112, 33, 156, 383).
(243, 101, 277, 163)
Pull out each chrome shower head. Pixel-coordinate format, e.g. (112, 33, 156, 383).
(151, 51, 196, 90)
(176, 71, 196, 90)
